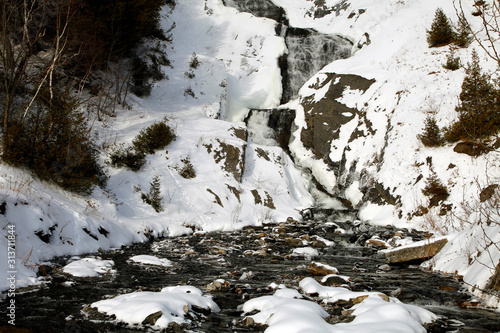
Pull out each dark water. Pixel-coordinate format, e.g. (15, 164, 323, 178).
(1, 220, 500, 332)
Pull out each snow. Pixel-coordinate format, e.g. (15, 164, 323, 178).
(292, 247, 319, 259)
(128, 255, 173, 267)
(91, 285, 219, 328)
(62, 257, 115, 278)
(241, 277, 436, 333)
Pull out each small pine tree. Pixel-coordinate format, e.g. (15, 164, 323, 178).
(427, 8, 455, 47)
(443, 48, 460, 70)
(454, 15, 472, 47)
(422, 171, 449, 207)
(418, 116, 443, 147)
(444, 49, 500, 141)
(141, 175, 163, 213)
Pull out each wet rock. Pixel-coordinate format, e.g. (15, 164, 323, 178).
(168, 322, 187, 333)
(311, 240, 327, 248)
(456, 328, 492, 333)
(210, 247, 228, 255)
(377, 264, 391, 272)
(285, 237, 303, 247)
(0, 326, 34, 333)
(243, 316, 255, 326)
(5, 220, 500, 332)
(459, 300, 482, 308)
(207, 279, 231, 292)
(389, 287, 402, 297)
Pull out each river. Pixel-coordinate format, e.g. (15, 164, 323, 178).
(1, 218, 500, 332)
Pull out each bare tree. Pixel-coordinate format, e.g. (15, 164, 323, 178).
(455, 0, 500, 64)
(0, 0, 76, 150)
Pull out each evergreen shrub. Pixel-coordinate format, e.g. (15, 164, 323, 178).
(418, 116, 444, 147)
(179, 157, 196, 179)
(443, 49, 460, 70)
(132, 120, 176, 154)
(427, 8, 455, 47)
(109, 146, 147, 172)
(141, 175, 163, 212)
(109, 119, 175, 171)
(422, 172, 449, 207)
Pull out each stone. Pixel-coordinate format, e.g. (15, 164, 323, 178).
(459, 300, 481, 308)
(300, 73, 375, 162)
(378, 264, 391, 272)
(307, 262, 339, 276)
(286, 237, 303, 247)
(210, 247, 228, 255)
(167, 322, 185, 333)
(384, 238, 448, 264)
(389, 288, 402, 297)
(479, 184, 499, 202)
(206, 279, 230, 291)
(142, 311, 162, 325)
(453, 142, 486, 157)
(366, 239, 390, 249)
(312, 240, 327, 248)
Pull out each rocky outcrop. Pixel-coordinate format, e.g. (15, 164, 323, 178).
(204, 127, 247, 182)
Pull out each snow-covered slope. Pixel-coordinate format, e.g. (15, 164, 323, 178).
(0, 0, 313, 291)
(277, 0, 500, 307)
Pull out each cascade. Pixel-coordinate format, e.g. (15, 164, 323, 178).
(222, 0, 353, 104)
(245, 108, 295, 153)
(281, 28, 352, 103)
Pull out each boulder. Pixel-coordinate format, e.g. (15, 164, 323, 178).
(384, 238, 448, 264)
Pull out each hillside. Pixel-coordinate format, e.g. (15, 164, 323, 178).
(1, 0, 499, 310)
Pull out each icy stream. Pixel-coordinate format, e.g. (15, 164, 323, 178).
(2, 219, 500, 332)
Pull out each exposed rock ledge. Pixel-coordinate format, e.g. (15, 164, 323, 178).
(382, 237, 448, 264)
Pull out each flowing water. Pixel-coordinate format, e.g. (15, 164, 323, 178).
(2, 218, 500, 332)
(280, 28, 352, 103)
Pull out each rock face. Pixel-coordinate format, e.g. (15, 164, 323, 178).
(222, 0, 286, 23)
(384, 238, 448, 264)
(300, 73, 376, 162)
